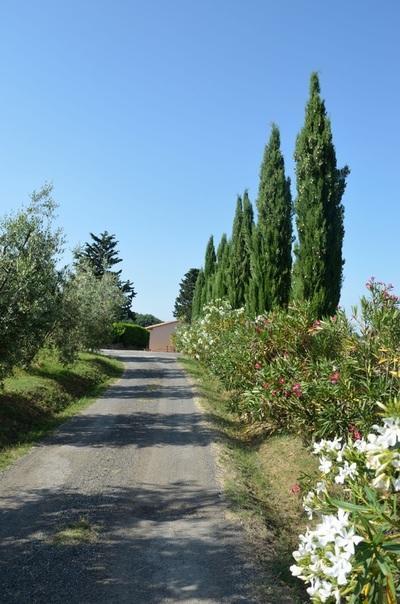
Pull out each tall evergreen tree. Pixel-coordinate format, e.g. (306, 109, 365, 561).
(228, 193, 254, 308)
(242, 190, 254, 298)
(254, 124, 292, 312)
(203, 235, 216, 303)
(212, 234, 230, 299)
(247, 225, 265, 316)
(173, 268, 200, 322)
(76, 231, 122, 277)
(294, 73, 349, 317)
(75, 231, 136, 318)
(191, 269, 205, 321)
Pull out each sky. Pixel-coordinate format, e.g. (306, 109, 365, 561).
(0, 0, 399, 320)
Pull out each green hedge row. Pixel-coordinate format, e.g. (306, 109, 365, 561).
(112, 322, 149, 349)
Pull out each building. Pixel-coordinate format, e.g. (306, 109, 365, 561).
(146, 320, 179, 352)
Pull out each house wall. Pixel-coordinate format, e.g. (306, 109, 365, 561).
(148, 322, 178, 352)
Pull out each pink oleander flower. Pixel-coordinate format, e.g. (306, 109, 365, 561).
(330, 371, 340, 384)
(291, 483, 301, 495)
(279, 377, 285, 385)
(255, 362, 262, 370)
(349, 424, 362, 441)
(292, 383, 302, 397)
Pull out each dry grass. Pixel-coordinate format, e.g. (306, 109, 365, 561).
(53, 517, 98, 545)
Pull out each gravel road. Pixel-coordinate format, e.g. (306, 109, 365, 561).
(0, 351, 256, 603)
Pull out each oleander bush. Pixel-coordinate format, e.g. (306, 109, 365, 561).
(176, 280, 400, 440)
(291, 400, 400, 603)
(176, 280, 400, 602)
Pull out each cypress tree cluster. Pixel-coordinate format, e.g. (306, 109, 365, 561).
(191, 72, 349, 321)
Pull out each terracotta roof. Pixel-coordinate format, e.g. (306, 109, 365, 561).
(146, 320, 179, 330)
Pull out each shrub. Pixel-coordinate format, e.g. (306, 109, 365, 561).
(291, 400, 400, 603)
(112, 322, 149, 349)
(176, 283, 400, 601)
(176, 282, 400, 440)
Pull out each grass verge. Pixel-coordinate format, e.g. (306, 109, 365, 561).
(180, 356, 317, 603)
(0, 350, 123, 471)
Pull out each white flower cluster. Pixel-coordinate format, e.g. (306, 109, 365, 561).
(175, 300, 245, 360)
(290, 510, 362, 603)
(311, 418, 400, 501)
(353, 417, 400, 491)
(292, 413, 400, 601)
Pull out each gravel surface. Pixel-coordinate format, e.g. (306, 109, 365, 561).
(0, 351, 257, 603)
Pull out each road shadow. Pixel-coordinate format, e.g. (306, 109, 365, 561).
(0, 482, 257, 603)
(43, 410, 215, 449)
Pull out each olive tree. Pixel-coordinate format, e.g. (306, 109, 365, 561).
(0, 184, 64, 380)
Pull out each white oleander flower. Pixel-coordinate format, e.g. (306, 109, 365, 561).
(335, 461, 358, 484)
(319, 456, 333, 474)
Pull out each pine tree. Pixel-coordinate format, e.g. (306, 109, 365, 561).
(191, 269, 205, 321)
(173, 268, 200, 322)
(255, 124, 292, 312)
(213, 234, 230, 299)
(75, 231, 136, 318)
(294, 73, 349, 317)
(228, 193, 254, 308)
(76, 231, 122, 277)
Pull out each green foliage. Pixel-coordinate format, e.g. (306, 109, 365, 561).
(212, 234, 230, 300)
(228, 193, 254, 308)
(251, 124, 292, 313)
(292, 402, 400, 602)
(0, 184, 64, 381)
(52, 265, 125, 361)
(293, 73, 350, 317)
(176, 300, 256, 390)
(177, 280, 400, 442)
(191, 269, 205, 321)
(75, 230, 122, 276)
(134, 313, 163, 327)
(179, 284, 400, 601)
(173, 268, 199, 322)
(0, 350, 123, 469)
(75, 230, 136, 319)
(112, 322, 150, 349)
(204, 235, 216, 304)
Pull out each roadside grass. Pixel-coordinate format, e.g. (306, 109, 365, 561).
(180, 356, 316, 602)
(0, 350, 123, 471)
(53, 517, 99, 545)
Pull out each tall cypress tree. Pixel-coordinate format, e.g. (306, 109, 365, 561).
(255, 124, 292, 311)
(228, 193, 254, 308)
(213, 234, 230, 300)
(247, 225, 265, 316)
(191, 269, 205, 321)
(242, 190, 254, 300)
(204, 235, 216, 303)
(294, 73, 349, 317)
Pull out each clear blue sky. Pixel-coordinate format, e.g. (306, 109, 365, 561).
(1, 1, 399, 320)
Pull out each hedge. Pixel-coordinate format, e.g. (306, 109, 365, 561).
(112, 322, 150, 349)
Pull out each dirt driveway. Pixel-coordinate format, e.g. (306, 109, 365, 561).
(0, 351, 256, 603)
